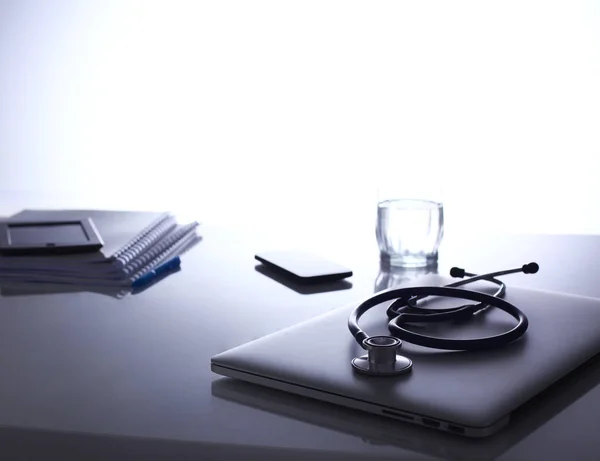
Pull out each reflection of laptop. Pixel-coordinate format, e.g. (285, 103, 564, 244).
(211, 275, 600, 438)
(212, 349, 600, 461)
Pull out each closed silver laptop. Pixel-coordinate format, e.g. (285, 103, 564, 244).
(211, 275, 600, 437)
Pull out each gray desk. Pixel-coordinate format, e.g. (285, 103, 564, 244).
(1, 225, 599, 460)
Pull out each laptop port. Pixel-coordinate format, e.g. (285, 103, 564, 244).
(381, 409, 414, 420)
(422, 417, 440, 428)
(447, 424, 466, 434)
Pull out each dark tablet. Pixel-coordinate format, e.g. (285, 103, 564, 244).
(0, 218, 104, 256)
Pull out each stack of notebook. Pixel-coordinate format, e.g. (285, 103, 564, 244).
(0, 209, 200, 289)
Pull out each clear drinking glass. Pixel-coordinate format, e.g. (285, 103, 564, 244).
(376, 183, 444, 268)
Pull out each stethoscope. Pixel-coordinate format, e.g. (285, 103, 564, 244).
(349, 262, 539, 376)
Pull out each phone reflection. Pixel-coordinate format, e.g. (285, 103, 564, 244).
(255, 264, 353, 295)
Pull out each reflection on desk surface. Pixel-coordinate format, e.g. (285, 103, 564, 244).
(212, 352, 600, 461)
(0, 266, 183, 299)
(0, 281, 130, 299)
(374, 263, 439, 293)
(255, 264, 353, 295)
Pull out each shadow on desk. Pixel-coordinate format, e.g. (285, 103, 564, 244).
(212, 352, 600, 461)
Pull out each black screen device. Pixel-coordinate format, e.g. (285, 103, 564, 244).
(0, 218, 104, 256)
(255, 250, 353, 284)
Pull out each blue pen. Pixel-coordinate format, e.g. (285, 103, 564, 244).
(132, 256, 181, 288)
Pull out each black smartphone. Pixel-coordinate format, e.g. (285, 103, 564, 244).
(255, 250, 353, 284)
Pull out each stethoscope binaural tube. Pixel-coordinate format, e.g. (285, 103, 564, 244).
(349, 263, 539, 353)
(385, 263, 539, 318)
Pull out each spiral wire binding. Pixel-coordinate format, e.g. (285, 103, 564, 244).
(124, 223, 200, 278)
(116, 217, 177, 266)
(111, 213, 172, 264)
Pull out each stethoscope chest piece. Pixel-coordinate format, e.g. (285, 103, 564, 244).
(351, 336, 413, 376)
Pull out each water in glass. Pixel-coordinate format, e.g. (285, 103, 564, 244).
(376, 198, 444, 268)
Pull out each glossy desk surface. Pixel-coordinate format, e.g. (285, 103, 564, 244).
(0, 220, 600, 460)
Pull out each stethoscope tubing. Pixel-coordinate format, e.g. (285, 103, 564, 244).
(349, 280, 529, 351)
(386, 272, 505, 318)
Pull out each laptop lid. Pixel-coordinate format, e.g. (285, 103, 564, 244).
(211, 275, 600, 437)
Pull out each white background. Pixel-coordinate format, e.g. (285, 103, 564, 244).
(1, 0, 599, 239)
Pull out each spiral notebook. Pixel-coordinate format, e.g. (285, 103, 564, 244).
(0, 222, 200, 287)
(0, 209, 200, 283)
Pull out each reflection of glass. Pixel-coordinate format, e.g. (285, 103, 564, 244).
(376, 184, 444, 268)
(374, 262, 437, 293)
